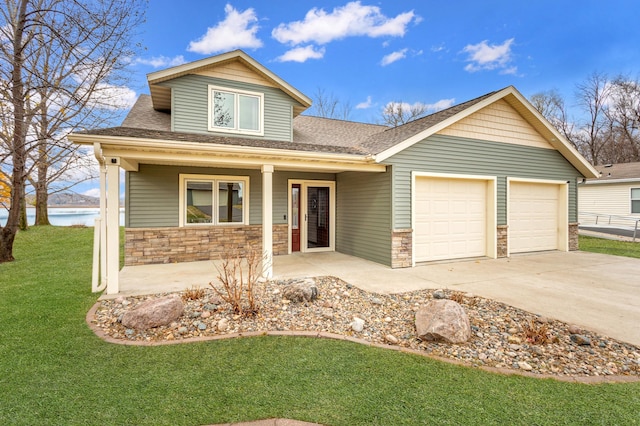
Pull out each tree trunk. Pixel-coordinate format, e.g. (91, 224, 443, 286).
(0, 227, 17, 262)
(35, 162, 50, 226)
(35, 189, 49, 225)
(0, 0, 28, 263)
(19, 196, 28, 231)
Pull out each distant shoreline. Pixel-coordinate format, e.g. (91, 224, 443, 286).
(47, 205, 101, 208)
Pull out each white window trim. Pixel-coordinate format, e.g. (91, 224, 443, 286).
(631, 187, 640, 214)
(207, 85, 264, 136)
(179, 174, 250, 227)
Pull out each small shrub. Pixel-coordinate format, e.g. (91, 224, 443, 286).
(182, 286, 205, 301)
(210, 249, 267, 316)
(450, 291, 465, 304)
(522, 319, 552, 345)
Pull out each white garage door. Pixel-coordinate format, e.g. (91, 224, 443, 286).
(415, 177, 487, 262)
(509, 182, 559, 253)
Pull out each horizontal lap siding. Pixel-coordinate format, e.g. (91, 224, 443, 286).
(127, 164, 262, 228)
(385, 135, 582, 229)
(336, 171, 392, 266)
(126, 166, 336, 228)
(165, 75, 298, 141)
(578, 183, 640, 225)
(438, 99, 552, 149)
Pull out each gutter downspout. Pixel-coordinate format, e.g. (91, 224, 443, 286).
(92, 142, 107, 293)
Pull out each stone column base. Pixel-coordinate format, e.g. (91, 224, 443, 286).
(391, 229, 412, 268)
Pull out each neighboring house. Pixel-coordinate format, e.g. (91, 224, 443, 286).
(69, 50, 598, 295)
(578, 162, 640, 226)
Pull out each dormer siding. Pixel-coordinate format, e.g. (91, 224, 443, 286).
(160, 74, 303, 141)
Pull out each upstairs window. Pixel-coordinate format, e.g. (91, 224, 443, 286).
(632, 188, 640, 214)
(209, 85, 263, 135)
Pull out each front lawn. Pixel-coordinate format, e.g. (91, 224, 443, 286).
(1, 226, 639, 425)
(579, 235, 640, 259)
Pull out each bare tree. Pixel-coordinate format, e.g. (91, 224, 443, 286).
(573, 72, 615, 165)
(380, 101, 428, 127)
(310, 88, 352, 120)
(0, 0, 146, 262)
(529, 89, 577, 146)
(530, 75, 640, 165)
(602, 76, 640, 163)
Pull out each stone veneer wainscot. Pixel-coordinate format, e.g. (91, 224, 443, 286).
(125, 224, 288, 266)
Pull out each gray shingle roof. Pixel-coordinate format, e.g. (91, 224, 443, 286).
(121, 95, 171, 131)
(357, 90, 499, 155)
(81, 126, 373, 155)
(592, 162, 640, 180)
(80, 90, 499, 157)
(293, 115, 388, 149)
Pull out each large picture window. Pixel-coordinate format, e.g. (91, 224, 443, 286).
(632, 188, 640, 214)
(180, 175, 249, 226)
(209, 85, 263, 135)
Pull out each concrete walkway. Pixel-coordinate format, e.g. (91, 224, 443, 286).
(115, 250, 640, 346)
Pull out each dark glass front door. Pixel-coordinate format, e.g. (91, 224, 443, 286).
(307, 186, 330, 248)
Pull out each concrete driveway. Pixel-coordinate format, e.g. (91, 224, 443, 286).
(274, 251, 640, 347)
(117, 250, 640, 347)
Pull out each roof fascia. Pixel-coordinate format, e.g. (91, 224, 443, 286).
(503, 88, 599, 179)
(582, 178, 640, 185)
(374, 86, 599, 179)
(374, 88, 511, 162)
(68, 133, 384, 172)
(147, 50, 311, 108)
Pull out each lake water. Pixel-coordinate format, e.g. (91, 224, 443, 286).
(0, 207, 124, 227)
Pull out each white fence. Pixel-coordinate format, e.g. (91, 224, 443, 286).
(579, 212, 640, 242)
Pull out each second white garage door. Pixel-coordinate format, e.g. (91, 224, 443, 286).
(509, 181, 562, 253)
(415, 177, 487, 262)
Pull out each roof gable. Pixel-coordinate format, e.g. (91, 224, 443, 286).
(370, 86, 598, 178)
(437, 98, 554, 150)
(147, 50, 311, 115)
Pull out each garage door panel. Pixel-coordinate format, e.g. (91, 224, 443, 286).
(509, 182, 559, 253)
(415, 177, 488, 262)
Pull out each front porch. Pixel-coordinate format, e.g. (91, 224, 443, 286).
(107, 251, 399, 299)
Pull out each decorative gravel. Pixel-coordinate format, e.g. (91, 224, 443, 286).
(91, 276, 640, 378)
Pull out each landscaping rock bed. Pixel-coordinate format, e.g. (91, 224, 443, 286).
(91, 276, 640, 378)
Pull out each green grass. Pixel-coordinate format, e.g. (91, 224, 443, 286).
(1, 227, 639, 425)
(579, 235, 640, 258)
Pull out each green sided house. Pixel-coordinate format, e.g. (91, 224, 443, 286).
(69, 50, 598, 295)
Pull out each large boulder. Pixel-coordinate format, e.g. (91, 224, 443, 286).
(121, 295, 184, 330)
(282, 279, 318, 303)
(415, 299, 471, 343)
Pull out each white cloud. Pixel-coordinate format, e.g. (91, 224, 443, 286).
(386, 99, 455, 114)
(187, 4, 262, 55)
(272, 1, 418, 46)
(83, 188, 101, 198)
(463, 38, 515, 73)
(135, 55, 186, 68)
(356, 95, 373, 109)
(276, 45, 326, 63)
(381, 48, 408, 66)
(426, 98, 456, 111)
(91, 83, 138, 110)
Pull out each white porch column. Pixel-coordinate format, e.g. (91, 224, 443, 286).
(261, 164, 274, 279)
(91, 164, 108, 293)
(105, 161, 120, 294)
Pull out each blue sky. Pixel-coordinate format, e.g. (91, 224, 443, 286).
(80, 0, 640, 197)
(124, 0, 640, 123)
